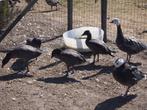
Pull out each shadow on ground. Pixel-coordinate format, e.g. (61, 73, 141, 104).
(74, 63, 113, 80)
(37, 76, 80, 84)
(39, 60, 62, 70)
(94, 94, 137, 110)
(0, 72, 31, 81)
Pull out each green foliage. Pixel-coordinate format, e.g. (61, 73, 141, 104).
(0, 0, 9, 17)
(0, 0, 9, 29)
(3, 0, 9, 17)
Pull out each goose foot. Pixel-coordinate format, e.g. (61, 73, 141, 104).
(17, 71, 33, 77)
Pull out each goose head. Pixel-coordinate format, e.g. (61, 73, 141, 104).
(114, 58, 125, 68)
(26, 38, 41, 48)
(32, 38, 41, 48)
(51, 48, 61, 58)
(81, 30, 92, 40)
(110, 18, 121, 26)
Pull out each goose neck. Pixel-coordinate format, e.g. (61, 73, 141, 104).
(86, 34, 92, 42)
(117, 25, 124, 40)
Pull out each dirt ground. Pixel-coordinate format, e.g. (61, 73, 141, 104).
(0, 0, 147, 110)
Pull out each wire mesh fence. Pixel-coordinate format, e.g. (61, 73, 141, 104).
(72, 0, 101, 28)
(107, 0, 147, 42)
(1, 0, 68, 45)
(1, 0, 147, 45)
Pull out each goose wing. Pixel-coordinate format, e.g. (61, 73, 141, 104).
(87, 40, 113, 53)
(62, 49, 86, 62)
(122, 64, 144, 81)
(124, 38, 147, 53)
(129, 65, 145, 81)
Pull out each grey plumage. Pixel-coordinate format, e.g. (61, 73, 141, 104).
(51, 48, 86, 77)
(1, 45, 42, 76)
(113, 58, 145, 96)
(0, 38, 41, 53)
(46, 0, 61, 10)
(82, 30, 115, 64)
(111, 18, 147, 62)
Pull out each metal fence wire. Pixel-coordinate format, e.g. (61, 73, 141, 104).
(72, 0, 101, 28)
(107, 0, 147, 42)
(1, 0, 147, 45)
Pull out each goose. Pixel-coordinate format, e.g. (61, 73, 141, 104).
(8, 0, 20, 7)
(51, 48, 86, 77)
(110, 18, 147, 62)
(81, 30, 115, 64)
(113, 58, 146, 96)
(25, 38, 41, 49)
(1, 45, 42, 76)
(46, 0, 61, 10)
(0, 38, 41, 53)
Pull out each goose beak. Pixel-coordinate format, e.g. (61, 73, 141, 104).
(79, 35, 87, 39)
(109, 21, 113, 23)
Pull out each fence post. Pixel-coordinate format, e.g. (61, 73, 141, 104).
(0, 0, 38, 42)
(101, 0, 107, 42)
(67, 0, 73, 30)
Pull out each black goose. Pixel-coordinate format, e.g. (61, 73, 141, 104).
(110, 18, 147, 62)
(51, 48, 86, 77)
(46, 0, 61, 10)
(1, 45, 42, 76)
(81, 30, 115, 64)
(113, 58, 146, 96)
(0, 38, 41, 53)
(26, 38, 41, 49)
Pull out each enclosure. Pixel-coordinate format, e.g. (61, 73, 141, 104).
(0, 0, 147, 110)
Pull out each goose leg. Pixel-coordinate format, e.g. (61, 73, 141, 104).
(97, 54, 99, 62)
(70, 66, 74, 74)
(64, 65, 70, 77)
(126, 54, 129, 61)
(124, 86, 131, 96)
(26, 64, 29, 73)
(51, 6, 53, 10)
(126, 54, 131, 62)
(128, 55, 131, 62)
(25, 62, 33, 77)
(56, 5, 57, 10)
(92, 54, 96, 64)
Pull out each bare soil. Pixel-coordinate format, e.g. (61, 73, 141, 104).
(0, 0, 147, 110)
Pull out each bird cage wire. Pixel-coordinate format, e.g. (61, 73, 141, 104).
(1, 0, 68, 46)
(72, 0, 101, 28)
(107, 0, 147, 42)
(1, 0, 147, 46)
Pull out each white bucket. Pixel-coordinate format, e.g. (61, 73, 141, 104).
(63, 27, 104, 52)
